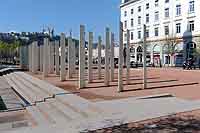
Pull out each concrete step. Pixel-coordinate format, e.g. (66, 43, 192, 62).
(3, 75, 30, 105)
(35, 102, 71, 125)
(55, 95, 105, 118)
(0, 110, 30, 131)
(16, 72, 65, 95)
(0, 120, 29, 131)
(26, 106, 52, 126)
(4, 74, 36, 104)
(14, 72, 53, 96)
(47, 99, 85, 121)
(11, 73, 49, 101)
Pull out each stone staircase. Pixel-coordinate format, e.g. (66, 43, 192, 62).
(0, 68, 109, 132)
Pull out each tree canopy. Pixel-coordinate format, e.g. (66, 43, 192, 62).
(0, 40, 21, 51)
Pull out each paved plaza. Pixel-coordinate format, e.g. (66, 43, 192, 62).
(29, 68, 200, 101)
(1, 68, 200, 132)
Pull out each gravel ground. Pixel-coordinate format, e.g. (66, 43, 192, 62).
(87, 110, 200, 133)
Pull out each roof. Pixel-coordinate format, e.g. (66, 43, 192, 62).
(120, 0, 141, 8)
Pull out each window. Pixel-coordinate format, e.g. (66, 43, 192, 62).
(154, 27, 159, 36)
(146, 3, 149, 9)
(165, 8, 169, 18)
(189, 1, 195, 13)
(176, 5, 181, 16)
(124, 33, 127, 41)
(176, 23, 181, 33)
(164, 26, 169, 35)
(138, 31, 141, 39)
(146, 29, 149, 38)
(189, 21, 194, 32)
(124, 11, 127, 17)
(124, 21, 127, 29)
(146, 14, 149, 23)
(138, 6, 141, 12)
(155, 0, 159, 7)
(131, 9, 134, 14)
(131, 19, 134, 27)
(138, 16, 141, 25)
(165, 0, 169, 3)
(155, 11, 159, 21)
(131, 32, 134, 40)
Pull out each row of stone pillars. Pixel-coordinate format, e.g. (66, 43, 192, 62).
(27, 23, 146, 92)
(118, 23, 147, 91)
(28, 34, 76, 81)
(78, 26, 117, 89)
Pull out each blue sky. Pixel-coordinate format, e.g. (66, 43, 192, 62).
(0, 0, 121, 40)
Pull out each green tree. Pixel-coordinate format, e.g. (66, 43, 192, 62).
(0, 40, 21, 64)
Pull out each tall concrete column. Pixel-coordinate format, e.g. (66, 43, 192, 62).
(72, 41, 76, 74)
(36, 42, 39, 71)
(68, 36, 73, 78)
(104, 28, 110, 86)
(20, 45, 29, 69)
(118, 22, 123, 92)
(43, 38, 48, 78)
(31, 42, 35, 73)
(88, 32, 93, 83)
(135, 47, 137, 63)
(49, 41, 54, 74)
(97, 36, 102, 80)
(39, 45, 43, 72)
(46, 42, 50, 74)
(31, 43, 34, 72)
(126, 29, 130, 84)
(79, 25, 86, 89)
(55, 40, 60, 75)
(28, 44, 32, 71)
(110, 33, 115, 82)
(35, 41, 40, 72)
(143, 25, 147, 89)
(160, 45, 164, 66)
(151, 47, 154, 65)
(60, 33, 66, 81)
(32, 42, 38, 74)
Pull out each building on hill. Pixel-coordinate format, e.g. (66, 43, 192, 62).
(120, 0, 200, 66)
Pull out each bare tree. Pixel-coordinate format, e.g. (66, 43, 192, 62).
(164, 33, 181, 66)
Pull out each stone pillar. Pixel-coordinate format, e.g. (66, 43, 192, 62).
(32, 41, 38, 74)
(104, 28, 110, 86)
(46, 42, 50, 74)
(135, 47, 137, 63)
(68, 36, 73, 78)
(97, 36, 102, 80)
(31, 42, 35, 73)
(39, 45, 43, 72)
(79, 25, 86, 89)
(60, 33, 66, 81)
(151, 47, 154, 65)
(126, 30, 130, 84)
(55, 40, 60, 75)
(28, 44, 32, 71)
(49, 41, 54, 74)
(118, 22, 123, 92)
(43, 38, 48, 77)
(110, 33, 115, 82)
(88, 32, 93, 83)
(36, 42, 39, 71)
(143, 25, 147, 89)
(72, 41, 76, 74)
(20, 45, 29, 69)
(160, 45, 164, 66)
